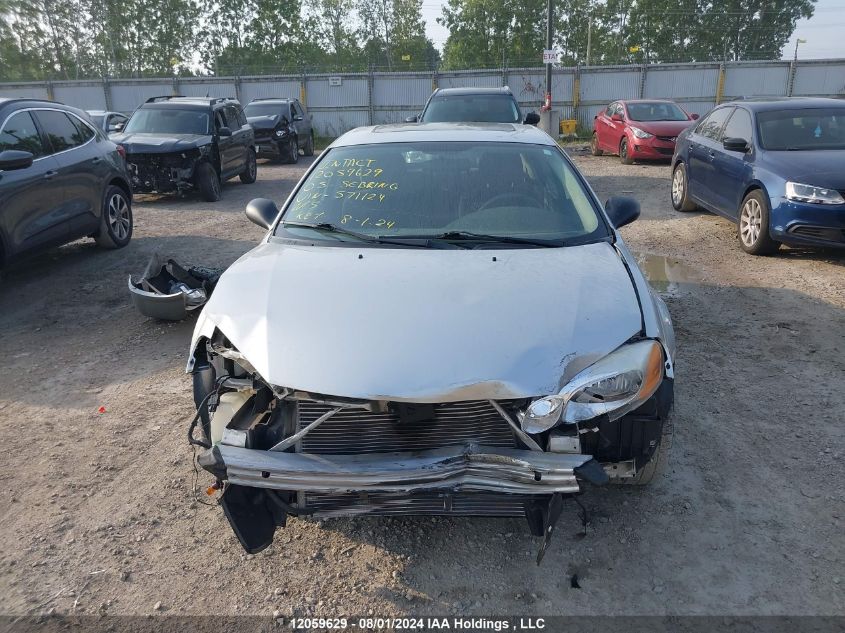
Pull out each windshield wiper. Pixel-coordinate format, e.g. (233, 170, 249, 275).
(422, 230, 562, 248)
(280, 222, 460, 248)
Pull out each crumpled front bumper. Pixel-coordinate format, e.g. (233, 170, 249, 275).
(200, 443, 606, 495)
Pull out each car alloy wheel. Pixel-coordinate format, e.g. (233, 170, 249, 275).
(290, 138, 299, 163)
(671, 166, 684, 207)
(739, 197, 762, 247)
(108, 192, 131, 241)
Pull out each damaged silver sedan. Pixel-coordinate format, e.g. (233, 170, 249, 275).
(187, 123, 676, 559)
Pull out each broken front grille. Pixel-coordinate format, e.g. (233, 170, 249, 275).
(296, 400, 518, 454)
(304, 491, 527, 517)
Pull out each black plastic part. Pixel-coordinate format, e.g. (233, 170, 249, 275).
(220, 484, 286, 554)
(580, 378, 674, 469)
(197, 446, 227, 480)
(536, 492, 565, 565)
(192, 363, 216, 441)
(574, 459, 609, 486)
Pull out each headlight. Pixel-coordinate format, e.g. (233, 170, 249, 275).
(522, 340, 664, 434)
(629, 126, 653, 139)
(785, 181, 844, 205)
(274, 129, 286, 138)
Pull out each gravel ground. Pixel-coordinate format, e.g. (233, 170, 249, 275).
(0, 150, 843, 619)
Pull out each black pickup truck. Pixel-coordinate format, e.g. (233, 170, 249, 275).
(112, 96, 256, 202)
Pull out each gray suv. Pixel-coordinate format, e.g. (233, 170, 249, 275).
(244, 98, 314, 163)
(0, 98, 133, 267)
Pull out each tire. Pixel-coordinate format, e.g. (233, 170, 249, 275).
(285, 137, 299, 164)
(95, 185, 133, 248)
(304, 133, 315, 157)
(623, 415, 673, 486)
(620, 137, 634, 164)
(590, 132, 603, 156)
(239, 148, 257, 184)
(197, 162, 221, 202)
(670, 162, 697, 212)
(738, 190, 780, 255)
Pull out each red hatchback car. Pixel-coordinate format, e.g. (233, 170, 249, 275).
(592, 100, 699, 164)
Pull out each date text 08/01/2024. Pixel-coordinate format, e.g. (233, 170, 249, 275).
(287, 617, 548, 630)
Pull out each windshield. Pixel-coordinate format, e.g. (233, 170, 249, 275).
(123, 108, 209, 135)
(277, 142, 607, 246)
(422, 95, 521, 123)
(626, 102, 689, 122)
(757, 107, 845, 150)
(245, 103, 287, 119)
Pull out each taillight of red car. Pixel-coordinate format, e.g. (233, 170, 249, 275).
(116, 144, 126, 160)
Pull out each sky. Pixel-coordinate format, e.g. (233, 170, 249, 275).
(419, 0, 845, 60)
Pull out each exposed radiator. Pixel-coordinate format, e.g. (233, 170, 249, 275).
(296, 400, 518, 455)
(304, 491, 527, 517)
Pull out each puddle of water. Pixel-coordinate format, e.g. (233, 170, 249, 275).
(635, 252, 700, 295)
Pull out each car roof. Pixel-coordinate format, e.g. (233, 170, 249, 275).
(723, 97, 843, 111)
(141, 97, 238, 109)
(331, 122, 555, 148)
(433, 87, 514, 96)
(248, 98, 294, 104)
(620, 99, 678, 104)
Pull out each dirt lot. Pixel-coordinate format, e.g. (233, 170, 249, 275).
(0, 150, 843, 620)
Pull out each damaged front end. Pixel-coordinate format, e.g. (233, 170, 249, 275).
(189, 331, 673, 560)
(127, 147, 209, 194)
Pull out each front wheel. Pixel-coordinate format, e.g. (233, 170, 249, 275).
(623, 415, 673, 485)
(285, 137, 299, 164)
(670, 163, 697, 211)
(303, 133, 315, 156)
(197, 163, 222, 202)
(620, 137, 634, 164)
(738, 190, 780, 255)
(95, 185, 133, 248)
(239, 148, 257, 184)
(590, 132, 603, 156)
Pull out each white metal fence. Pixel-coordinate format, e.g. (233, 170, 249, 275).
(2, 59, 844, 137)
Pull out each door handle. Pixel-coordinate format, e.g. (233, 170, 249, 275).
(91, 157, 102, 164)
(44, 170, 57, 180)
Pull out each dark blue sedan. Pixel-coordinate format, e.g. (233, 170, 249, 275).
(670, 98, 845, 254)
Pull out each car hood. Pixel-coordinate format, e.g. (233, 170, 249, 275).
(111, 132, 211, 154)
(762, 150, 845, 190)
(631, 120, 694, 136)
(247, 115, 281, 131)
(192, 240, 644, 402)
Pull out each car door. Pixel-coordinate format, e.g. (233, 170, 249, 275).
(296, 101, 312, 143)
(709, 106, 754, 217)
(34, 109, 104, 235)
(687, 106, 733, 209)
(214, 108, 237, 176)
(595, 103, 616, 151)
(225, 104, 249, 169)
(0, 109, 65, 258)
(291, 101, 307, 149)
(606, 102, 627, 152)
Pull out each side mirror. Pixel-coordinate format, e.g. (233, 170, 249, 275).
(605, 196, 640, 229)
(404, 115, 419, 123)
(0, 150, 34, 171)
(218, 126, 232, 137)
(723, 137, 749, 153)
(611, 113, 624, 122)
(245, 198, 279, 229)
(524, 112, 541, 125)
(690, 113, 700, 120)
(110, 121, 125, 133)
